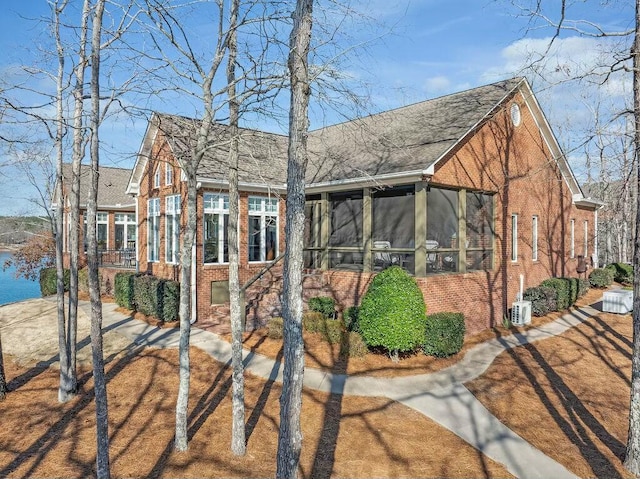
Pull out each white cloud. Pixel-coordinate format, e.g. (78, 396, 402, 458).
(423, 76, 451, 94)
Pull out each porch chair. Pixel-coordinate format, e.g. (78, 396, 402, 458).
(373, 240, 398, 270)
(425, 240, 439, 271)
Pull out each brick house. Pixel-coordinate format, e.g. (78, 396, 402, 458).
(53, 164, 137, 276)
(126, 77, 602, 333)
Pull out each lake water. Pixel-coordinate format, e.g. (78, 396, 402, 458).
(0, 251, 42, 305)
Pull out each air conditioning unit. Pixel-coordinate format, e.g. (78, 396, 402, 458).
(511, 300, 532, 326)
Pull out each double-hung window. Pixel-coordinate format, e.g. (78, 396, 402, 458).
(511, 214, 518, 262)
(248, 196, 279, 262)
(203, 193, 229, 264)
(166, 195, 181, 264)
(570, 219, 575, 258)
(153, 168, 161, 189)
(115, 213, 136, 250)
(84, 212, 109, 251)
(165, 162, 173, 186)
(148, 198, 160, 262)
(532, 215, 538, 261)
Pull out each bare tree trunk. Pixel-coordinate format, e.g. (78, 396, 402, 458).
(86, 1, 111, 477)
(624, 0, 640, 474)
(60, 0, 92, 404)
(0, 330, 6, 401)
(226, 0, 246, 457)
(276, 0, 313, 477)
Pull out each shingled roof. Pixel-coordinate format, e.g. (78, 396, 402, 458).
(130, 77, 541, 192)
(61, 164, 134, 209)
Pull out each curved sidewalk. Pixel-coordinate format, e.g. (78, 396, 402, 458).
(98, 301, 598, 479)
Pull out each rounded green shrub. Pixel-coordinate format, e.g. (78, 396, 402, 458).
(162, 280, 180, 322)
(308, 296, 336, 319)
(578, 278, 590, 298)
(267, 317, 284, 339)
(320, 319, 343, 344)
(606, 263, 633, 285)
(423, 312, 465, 358)
(589, 268, 614, 289)
(358, 266, 427, 357)
(39, 267, 69, 296)
(340, 331, 368, 358)
(302, 311, 325, 332)
(114, 272, 137, 310)
(540, 278, 571, 310)
(343, 306, 360, 332)
(523, 286, 558, 316)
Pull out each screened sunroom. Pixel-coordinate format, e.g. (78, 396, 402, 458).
(303, 183, 495, 276)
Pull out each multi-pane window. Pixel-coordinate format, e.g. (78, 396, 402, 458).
(248, 196, 279, 262)
(115, 213, 136, 250)
(532, 216, 538, 261)
(166, 195, 181, 264)
(165, 162, 173, 186)
(204, 193, 229, 264)
(84, 212, 109, 251)
(153, 167, 161, 188)
(148, 198, 160, 262)
(511, 214, 518, 262)
(570, 219, 575, 258)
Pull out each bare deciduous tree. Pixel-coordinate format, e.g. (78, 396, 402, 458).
(276, 0, 314, 477)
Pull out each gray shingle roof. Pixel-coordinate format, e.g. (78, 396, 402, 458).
(151, 78, 523, 187)
(62, 164, 134, 208)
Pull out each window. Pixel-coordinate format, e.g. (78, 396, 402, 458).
(83, 212, 109, 251)
(466, 192, 494, 271)
(165, 162, 173, 186)
(203, 193, 229, 264)
(570, 219, 575, 258)
(148, 198, 160, 262)
(166, 195, 181, 264)
(584, 220, 588, 257)
(511, 214, 518, 262)
(248, 196, 279, 262)
(115, 213, 136, 250)
(153, 167, 161, 188)
(532, 216, 538, 261)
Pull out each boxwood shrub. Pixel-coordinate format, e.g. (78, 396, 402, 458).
(132, 274, 164, 318)
(423, 312, 465, 358)
(114, 272, 137, 310)
(302, 311, 325, 332)
(523, 286, 558, 316)
(162, 280, 180, 322)
(308, 296, 336, 319)
(39, 267, 69, 296)
(343, 306, 360, 332)
(540, 278, 572, 310)
(606, 262, 633, 285)
(358, 266, 427, 358)
(320, 319, 343, 344)
(578, 278, 590, 298)
(267, 317, 284, 339)
(589, 268, 614, 289)
(340, 331, 368, 358)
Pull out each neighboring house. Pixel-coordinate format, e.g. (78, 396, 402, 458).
(126, 77, 603, 333)
(53, 164, 137, 272)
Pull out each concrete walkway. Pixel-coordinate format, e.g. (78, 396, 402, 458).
(92, 301, 604, 479)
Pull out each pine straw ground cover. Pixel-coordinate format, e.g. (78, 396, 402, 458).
(0, 346, 512, 478)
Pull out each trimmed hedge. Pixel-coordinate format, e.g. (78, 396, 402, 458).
(320, 319, 343, 344)
(340, 331, 368, 358)
(523, 286, 558, 316)
(114, 272, 137, 310)
(132, 275, 163, 317)
(343, 306, 360, 333)
(589, 268, 614, 288)
(267, 317, 284, 339)
(161, 280, 180, 322)
(578, 278, 590, 298)
(540, 278, 572, 310)
(358, 266, 427, 357)
(39, 267, 69, 296)
(606, 263, 633, 285)
(302, 311, 325, 332)
(308, 296, 336, 319)
(423, 312, 465, 358)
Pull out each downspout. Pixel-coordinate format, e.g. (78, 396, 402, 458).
(593, 208, 599, 268)
(134, 194, 139, 273)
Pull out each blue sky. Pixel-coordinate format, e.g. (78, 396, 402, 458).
(0, 0, 633, 216)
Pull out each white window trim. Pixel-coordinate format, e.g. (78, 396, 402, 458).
(165, 162, 173, 186)
(153, 167, 161, 189)
(97, 212, 109, 249)
(165, 195, 181, 264)
(148, 198, 160, 262)
(570, 219, 575, 259)
(532, 215, 538, 262)
(203, 193, 229, 265)
(115, 213, 136, 250)
(248, 196, 279, 263)
(584, 220, 588, 257)
(511, 213, 518, 262)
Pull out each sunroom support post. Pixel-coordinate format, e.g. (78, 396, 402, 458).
(458, 190, 467, 273)
(415, 182, 427, 276)
(320, 192, 329, 269)
(363, 187, 372, 272)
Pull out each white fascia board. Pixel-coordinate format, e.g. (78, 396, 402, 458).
(574, 197, 606, 209)
(197, 177, 287, 194)
(126, 115, 159, 195)
(305, 170, 424, 194)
